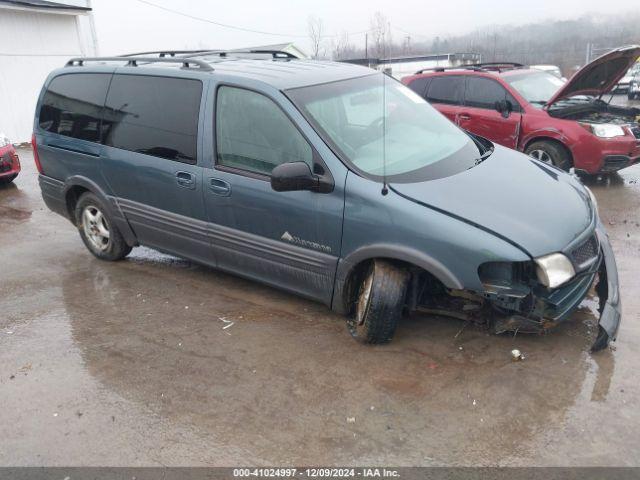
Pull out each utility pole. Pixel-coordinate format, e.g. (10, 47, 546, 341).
(365, 32, 368, 61)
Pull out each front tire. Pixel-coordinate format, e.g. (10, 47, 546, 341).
(347, 260, 409, 344)
(75, 192, 132, 261)
(525, 140, 572, 171)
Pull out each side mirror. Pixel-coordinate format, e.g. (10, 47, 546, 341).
(271, 162, 318, 192)
(495, 99, 513, 118)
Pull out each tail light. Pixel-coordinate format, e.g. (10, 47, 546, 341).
(32, 133, 43, 174)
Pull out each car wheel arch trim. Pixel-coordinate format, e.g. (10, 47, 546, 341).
(520, 130, 574, 154)
(331, 245, 466, 315)
(63, 175, 137, 246)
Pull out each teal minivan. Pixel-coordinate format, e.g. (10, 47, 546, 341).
(33, 51, 621, 350)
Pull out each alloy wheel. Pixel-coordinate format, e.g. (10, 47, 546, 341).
(82, 205, 111, 252)
(528, 149, 553, 165)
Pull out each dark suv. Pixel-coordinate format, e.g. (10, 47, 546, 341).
(402, 46, 640, 174)
(33, 50, 620, 350)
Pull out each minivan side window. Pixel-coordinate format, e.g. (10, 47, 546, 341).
(465, 77, 521, 111)
(426, 76, 464, 105)
(38, 73, 111, 142)
(102, 75, 202, 164)
(215, 86, 313, 176)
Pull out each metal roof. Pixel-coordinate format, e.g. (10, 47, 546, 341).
(0, 0, 91, 11)
(67, 54, 376, 90)
(199, 56, 373, 89)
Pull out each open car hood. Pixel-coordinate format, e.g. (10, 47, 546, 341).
(546, 45, 640, 107)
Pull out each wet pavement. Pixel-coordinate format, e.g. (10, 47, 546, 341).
(1, 144, 640, 466)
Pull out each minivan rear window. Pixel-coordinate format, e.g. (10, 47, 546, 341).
(38, 73, 111, 142)
(102, 75, 202, 164)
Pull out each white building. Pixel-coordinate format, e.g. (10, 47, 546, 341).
(0, 0, 97, 142)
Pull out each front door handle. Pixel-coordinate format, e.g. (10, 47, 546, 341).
(209, 178, 231, 197)
(458, 113, 471, 121)
(176, 171, 196, 190)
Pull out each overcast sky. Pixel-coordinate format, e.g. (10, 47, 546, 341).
(92, 0, 640, 56)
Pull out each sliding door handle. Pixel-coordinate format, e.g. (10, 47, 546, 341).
(209, 178, 231, 197)
(176, 171, 196, 190)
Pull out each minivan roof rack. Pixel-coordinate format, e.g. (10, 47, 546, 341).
(183, 49, 299, 59)
(120, 50, 213, 58)
(65, 56, 214, 71)
(120, 49, 299, 60)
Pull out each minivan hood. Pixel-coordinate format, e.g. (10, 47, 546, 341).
(391, 146, 593, 258)
(546, 45, 640, 106)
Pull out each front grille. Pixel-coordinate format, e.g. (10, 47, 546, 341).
(571, 235, 599, 270)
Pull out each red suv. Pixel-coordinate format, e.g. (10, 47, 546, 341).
(0, 132, 20, 185)
(402, 45, 640, 174)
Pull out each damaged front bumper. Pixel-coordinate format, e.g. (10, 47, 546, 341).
(591, 223, 622, 350)
(490, 222, 621, 351)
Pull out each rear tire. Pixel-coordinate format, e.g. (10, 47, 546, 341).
(0, 174, 17, 185)
(346, 260, 409, 344)
(525, 140, 572, 171)
(75, 192, 132, 261)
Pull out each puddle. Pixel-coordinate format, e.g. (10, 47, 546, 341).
(127, 246, 192, 268)
(0, 205, 32, 221)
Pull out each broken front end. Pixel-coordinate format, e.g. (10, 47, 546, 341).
(410, 222, 621, 351)
(549, 100, 640, 173)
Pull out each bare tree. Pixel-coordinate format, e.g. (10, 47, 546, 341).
(369, 12, 391, 58)
(307, 15, 325, 59)
(332, 31, 356, 60)
(330, 10, 640, 74)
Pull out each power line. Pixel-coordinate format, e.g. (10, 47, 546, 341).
(132, 0, 307, 37)
(131, 0, 370, 39)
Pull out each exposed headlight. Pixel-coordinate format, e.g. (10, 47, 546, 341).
(580, 123, 626, 138)
(0, 132, 10, 148)
(535, 253, 575, 289)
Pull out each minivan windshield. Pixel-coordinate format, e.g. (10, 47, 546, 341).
(287, 74, 481, 181)
(504, 71, 566, 106)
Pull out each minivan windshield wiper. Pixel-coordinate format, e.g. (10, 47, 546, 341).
(472, 147, 494, 168)
(466, 131, 494, 167)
